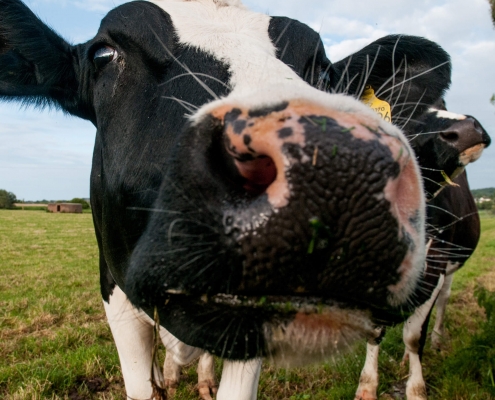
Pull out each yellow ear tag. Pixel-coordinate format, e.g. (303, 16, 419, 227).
(360, 85, 392, 122)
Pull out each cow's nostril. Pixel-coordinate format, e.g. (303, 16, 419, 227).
(235, 155, 277, 195)
(440, 131, 459, 143)
(472, 118, 482, 131)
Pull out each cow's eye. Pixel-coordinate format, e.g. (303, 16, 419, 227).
(93, 46, 118, 69)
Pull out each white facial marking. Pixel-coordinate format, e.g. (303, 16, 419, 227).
(150, 0, 305, 96)
(430, 108, 466, 121)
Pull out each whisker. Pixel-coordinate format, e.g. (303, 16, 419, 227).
(150, 27, 220, 100)
(160, 72, 231, 90)
(333, 55, 354, 94)
(127, 206, 182, 214)
(162, 95, 198, 113)
(377, 60, 451, 99)
(426, 204, 463, 220)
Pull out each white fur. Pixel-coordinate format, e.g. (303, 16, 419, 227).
(216, 359, 262, 400)
(105, 285, 215, 399)
(355, 342, 380, 400)
(430, 108, 466, 121)
(150, 0, 304, 96)
(402, 275, 444, 400)
(431, 263, 459, 349)
(104, 285, 154, 400)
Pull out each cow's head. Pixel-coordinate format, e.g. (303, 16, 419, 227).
(406, 99, 491, 200)
(0, 0, 451, 365)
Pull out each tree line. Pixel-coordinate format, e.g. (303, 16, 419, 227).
(0, 190, 90, 209)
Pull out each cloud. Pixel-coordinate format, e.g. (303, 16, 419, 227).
(29, 0, 127, 13)
(0, 105, 94, 199)
(73, 0, 127, 12)
(2, 0, 495, 199)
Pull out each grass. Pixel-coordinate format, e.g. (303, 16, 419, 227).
(0, 210, 494, 399)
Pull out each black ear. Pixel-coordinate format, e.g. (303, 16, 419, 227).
(269, 16, 329, 86)
(327, 34, 451, 129)
(0, 0, 90, 119)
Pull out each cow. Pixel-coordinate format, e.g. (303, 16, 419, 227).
(355, 101, 491, 400)
(0, 0, 452, 399)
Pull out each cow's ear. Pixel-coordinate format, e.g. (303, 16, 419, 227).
(328, 35, 451, 129)
(0, 0, 91, 120)
(269, 16, 329, 86)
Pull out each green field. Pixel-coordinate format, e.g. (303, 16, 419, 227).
(1, 210, 494, 399)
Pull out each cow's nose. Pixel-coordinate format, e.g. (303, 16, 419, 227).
(440, 116, 491, 152)
(205, 98, 424, 306)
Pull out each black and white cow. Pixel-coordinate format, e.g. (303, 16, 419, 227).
(409, 101, 491, 353)
(355, 102, 491, 400)
(0, 1, 453, 399)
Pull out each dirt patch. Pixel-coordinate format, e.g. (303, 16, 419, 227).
(67, 376, 125, 400)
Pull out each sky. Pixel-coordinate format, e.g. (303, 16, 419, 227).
(1, 0, 494, 201)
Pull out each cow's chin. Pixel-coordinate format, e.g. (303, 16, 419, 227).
(155, 292, 399, 367)
(213, 293, 376, 367)
(459, 143, 486, 166)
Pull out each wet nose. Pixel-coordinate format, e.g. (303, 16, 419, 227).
(209, 97, 425, 307)
(440, 116, 491, 152)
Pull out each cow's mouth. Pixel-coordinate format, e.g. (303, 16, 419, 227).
(155, 291, 404, 365)
(162, 291, 411, 325)
(459, 143, 486, 166)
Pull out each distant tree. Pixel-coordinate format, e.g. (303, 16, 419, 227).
(478, 200, 494, 210)
(471, 187, 495, 199)
(69, 198, 90, 209)
(0, 190, 17, 209)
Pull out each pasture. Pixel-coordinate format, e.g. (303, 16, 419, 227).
(1, 210, 494, 399)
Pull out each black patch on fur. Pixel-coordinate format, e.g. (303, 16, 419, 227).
(248, 101, 289, 118)
(409, 210, 421, 233)
(278, 127, 293, 138)
(225, 108, 242, 124)
(233, 119, 247, 135)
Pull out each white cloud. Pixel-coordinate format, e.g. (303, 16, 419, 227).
(73, 0, 127, 12)
(0, 105, 94, 199)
